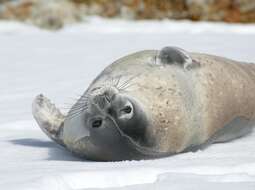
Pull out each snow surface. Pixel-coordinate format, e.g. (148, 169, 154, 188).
(1, 17, 255, 189)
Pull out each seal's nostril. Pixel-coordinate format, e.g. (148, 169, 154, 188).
(92, 119, 103, 128)
(107, 108, 114, 116)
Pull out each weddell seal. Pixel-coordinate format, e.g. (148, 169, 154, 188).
(32, 46, 255, 161)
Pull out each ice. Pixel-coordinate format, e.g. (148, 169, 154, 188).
(0, 17, 255, 189)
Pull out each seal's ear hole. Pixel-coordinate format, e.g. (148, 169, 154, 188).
(91, 118, 103, 128)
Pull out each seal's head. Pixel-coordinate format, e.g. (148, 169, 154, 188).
(64, 85, 160, 161)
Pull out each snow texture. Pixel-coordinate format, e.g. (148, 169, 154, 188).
(1, 17, 255, 189)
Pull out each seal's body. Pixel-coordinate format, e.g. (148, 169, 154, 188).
(32, 47, 255, 161)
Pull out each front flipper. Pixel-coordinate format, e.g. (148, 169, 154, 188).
(32, 94, 65, 146)
(156, 46, 200, 70)
(184, 116, 254, 153)
(211, 116, 254, 144)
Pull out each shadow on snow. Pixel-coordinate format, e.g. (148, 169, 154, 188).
(9, 138, 85, 162)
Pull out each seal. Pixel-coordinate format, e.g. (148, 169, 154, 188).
(32, 46, 255, 161)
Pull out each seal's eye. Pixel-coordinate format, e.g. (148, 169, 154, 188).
(92, 119, 103, 128)
(119, 102, 133, 119)
(122, 106, 132, 114)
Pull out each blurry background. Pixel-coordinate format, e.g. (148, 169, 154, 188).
(0, 0, 255, 30)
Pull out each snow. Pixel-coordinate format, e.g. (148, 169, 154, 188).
(1, 17, 255, 189)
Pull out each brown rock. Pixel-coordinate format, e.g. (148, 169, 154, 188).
(0, 0, 34, 21)
(30, 0, 81, 30)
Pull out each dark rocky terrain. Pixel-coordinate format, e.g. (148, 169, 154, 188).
(0, 0, 255, 30)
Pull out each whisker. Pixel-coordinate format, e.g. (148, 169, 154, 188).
(63, 102, 78, 106)
(67, 107, 88, 119)
(63, 91, 93, 120)
(66, 101, 88, 109)
(119, 83, 137, 92)
(75, 92, 91, 99)
(60, 107, 73, 110)
(69, 106, 88, 113)
(71, 103, 88, 109)
(67, 112, 83, 120)
(118, 76, 133, 89)
(68, 110, 88, 117)
(114, 75, 122, 89)
(78, 96, 89, 101)
(70, 102, 88, 108)
(118, 75, 137, 90)
(69, 106, 87, 114)
(110, 76, 115, 87)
